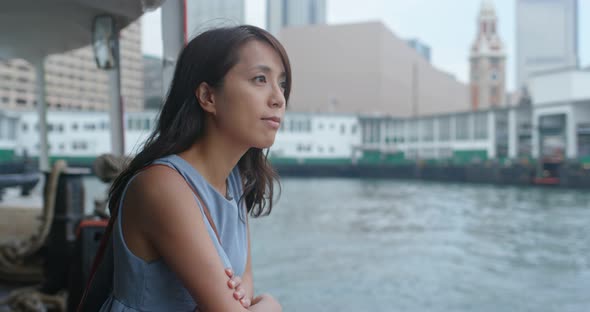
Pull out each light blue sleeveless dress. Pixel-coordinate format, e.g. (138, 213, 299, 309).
(99, 154, 248, 311)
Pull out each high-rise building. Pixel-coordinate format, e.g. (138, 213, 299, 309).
(0, 21, 144, 112)
(267, 0, 327, 36)
(516, 0, 578, 88)
(143, 55, 163, 110)
(469, 0, 506, 110)
(185, 0, 245, 38)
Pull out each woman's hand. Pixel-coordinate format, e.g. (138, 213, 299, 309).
(225, 268, 251, 308)
(250, 293, 282, 312)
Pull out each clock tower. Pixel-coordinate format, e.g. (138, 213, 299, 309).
(469, 0, 506, 110)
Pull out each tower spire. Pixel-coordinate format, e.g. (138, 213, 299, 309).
(469, 0, 506, 110)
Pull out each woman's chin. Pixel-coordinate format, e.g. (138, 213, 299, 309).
(252, 138, 276, 149)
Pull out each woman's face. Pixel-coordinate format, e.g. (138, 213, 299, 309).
(210, 39, 287, 149)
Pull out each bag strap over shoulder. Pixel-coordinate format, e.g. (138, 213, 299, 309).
(76, 163, 222, 311)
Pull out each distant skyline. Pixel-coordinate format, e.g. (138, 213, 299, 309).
(141, 0, 589, 91)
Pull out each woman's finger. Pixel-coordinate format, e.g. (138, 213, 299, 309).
(227, 275, 242, 289)
(239, 298, 251, 308)
(233, 287, 245, 300)
(224, 268, 233, 278)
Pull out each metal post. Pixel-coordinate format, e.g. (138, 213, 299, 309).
(161, 0, 186, 98)
(109, 32, 125, 156)
(34, 57, 49, 172)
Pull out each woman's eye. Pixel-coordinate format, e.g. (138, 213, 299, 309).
(254, 76, 267, 83)
(279, 81, 287, 90)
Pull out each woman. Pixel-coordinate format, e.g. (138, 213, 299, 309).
(99, 25, 290, 311)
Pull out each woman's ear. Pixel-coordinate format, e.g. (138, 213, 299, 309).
(195, 82, 217, 115)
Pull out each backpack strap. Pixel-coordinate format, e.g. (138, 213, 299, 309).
(77, 163, 221, 311)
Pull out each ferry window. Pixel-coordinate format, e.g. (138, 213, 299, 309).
(340, 124, 346, 135)
(58, 124, 64, 132)
(16, 98, 27, 105)
(318, 146, 323, 153)
(351, 125, 357, 134)
(370, 121, 380, 143)
(22, 124, 28, 132)
(72, 123, 79, 131)
(362, 123, 370, 143)
(318, 123, 323, 130)
(329, 146, 334, 153)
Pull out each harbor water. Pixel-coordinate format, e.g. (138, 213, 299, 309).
(80, 177, 590, 311)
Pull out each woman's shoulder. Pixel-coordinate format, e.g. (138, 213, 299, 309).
(128, 164, 189, 202)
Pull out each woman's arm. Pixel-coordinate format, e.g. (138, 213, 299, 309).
(127, 166, 279, 312)
(242, 214, 254, 301)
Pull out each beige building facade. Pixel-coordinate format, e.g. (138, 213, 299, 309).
(279, 22, 469, 117)
(0, 21, 143, 112)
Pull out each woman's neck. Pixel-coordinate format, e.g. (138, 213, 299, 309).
(179, 133, 246, 194)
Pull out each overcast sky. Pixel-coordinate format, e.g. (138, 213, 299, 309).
(142, 0, 589, 92)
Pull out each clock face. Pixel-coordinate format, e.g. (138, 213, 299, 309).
(490, 70, 498, 81)
(92, 15, 116, 69)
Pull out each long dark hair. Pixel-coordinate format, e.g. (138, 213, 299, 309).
(108, 25, 292, 218)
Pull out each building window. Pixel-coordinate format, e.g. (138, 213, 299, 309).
(72, 141, 88, 150)
(474, 113, 488, 139)
(421, 119, 434, 142)
(438, 117, 451, 141)
(456, 114, 470, 140)
(408, 120, 418, 142)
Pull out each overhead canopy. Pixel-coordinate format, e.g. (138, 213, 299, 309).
(0, 0, 164, 60)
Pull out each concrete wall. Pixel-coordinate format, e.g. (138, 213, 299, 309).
(529, 70, 590, 105)
(280, 23, 382, 114)
(279, 22, 469, 117)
